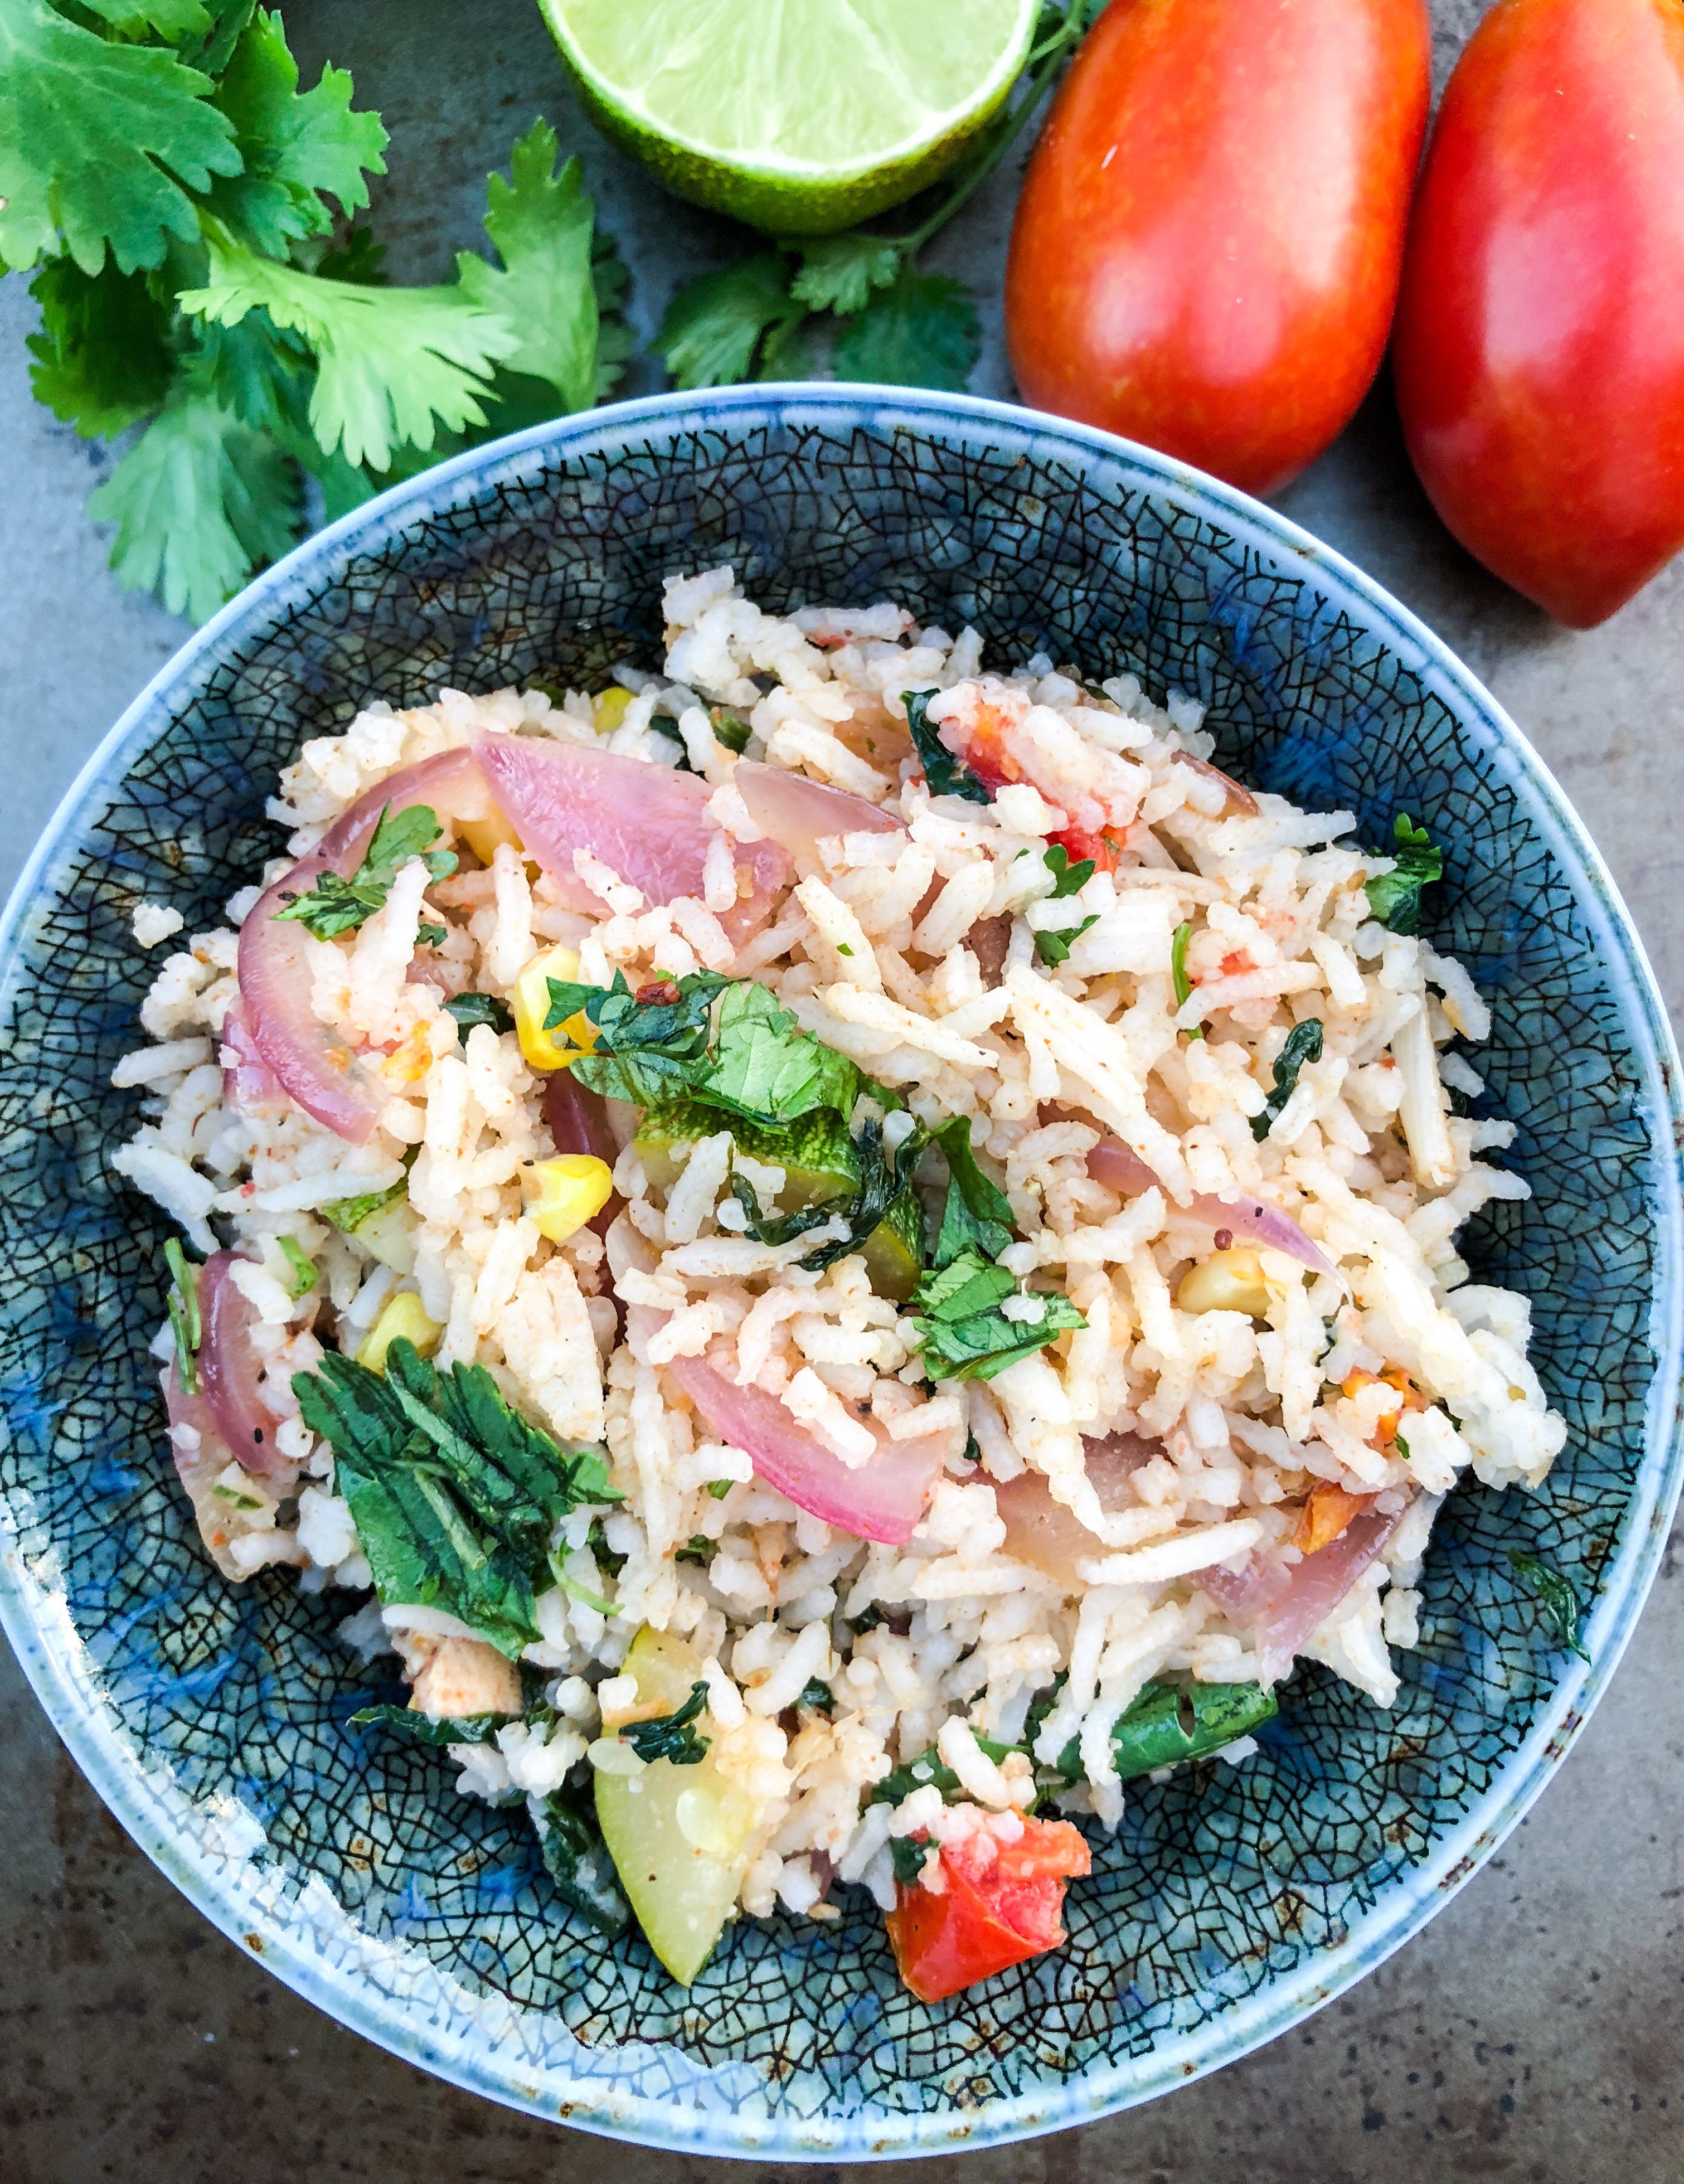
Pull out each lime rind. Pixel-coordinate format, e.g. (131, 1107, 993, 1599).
(540, 0, 1039, 235)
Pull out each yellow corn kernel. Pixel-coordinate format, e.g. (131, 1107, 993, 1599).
(1175, 1247, 1270, 1318)
(457, 803, 525, 868)
(356, 1292, 443, 1374)
(512, 944, 598, 1071)
(593, 686, 633, 734)
(523, 1154, 614, 1243)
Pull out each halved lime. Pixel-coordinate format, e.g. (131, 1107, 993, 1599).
(540, 0, 1040, 236)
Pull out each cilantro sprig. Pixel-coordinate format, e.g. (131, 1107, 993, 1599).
(907, 1117, 1085, 1381)
(13, 6, 630, 623)
(292, 1336, 622, 1659)
(274, 801, 457, 941)
(1032, 842, 1099, 967)
(653, 0, 1104, 396)
(1365, 814, 1444, 935)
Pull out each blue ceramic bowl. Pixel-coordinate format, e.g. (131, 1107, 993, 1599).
(2, 387, 1679, 2158)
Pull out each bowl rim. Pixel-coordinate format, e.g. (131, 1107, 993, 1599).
(2, 380, 1680, 2159)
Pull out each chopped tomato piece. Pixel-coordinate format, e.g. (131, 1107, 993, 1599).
(1050, 823, 1128, 875)
(949, 703, 1020, 793)
(1341, 1365, 1426, 1447)
(886, 1817, 1091, 2003)
(1290, 1480, 1375, 1555)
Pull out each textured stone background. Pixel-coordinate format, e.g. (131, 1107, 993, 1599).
(2, 3, 1682, 2178)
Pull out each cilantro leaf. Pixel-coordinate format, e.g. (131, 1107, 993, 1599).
(656, 253, 805, 390)
(1251, 1018, 1323, 1142)
(454, 120, 600, 416)
(705, 981, 861, 1128)
(930, 1117, 1015, 1269)
(444, 991, 514, 1039)
(833, 268, 979, 392)
(890, 1834, 931, 1885)
(205, 6, 387, 256)
(908, 1246, 1086, 1382)
(621, 1681, 710, 1766)
(798, 1677, 836, 1712)
(316, 219, 386, 285)
(0, 0, 241, 275)
(708, 706, 752, 755)
(179, 226, 522, 469)
(26, 258, 173, 438)
(789, 232, 901, 316)
(535, 1779, 629, 1935)
(181, 0, 259, 77)
(274, 800, 455, 939)
(1508, 1548, 1591, 1663)
(1042, 843, 1095, 900)
(904, 688, 988, 804)
(870, 1731, 1029, 1810)
(1365, 813, 1443, 935)
(293, 1337, 620, 1658)
(1034, 915, 1099, 967)
(86, 377, 299, 622)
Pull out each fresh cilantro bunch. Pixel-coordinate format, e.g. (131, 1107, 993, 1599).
(293, 1336, 622, 1659)
(275, 799, 456, 940)
(652, 0, 1101, 395)
(8, 1, 629, 622)
(1364, 814, 1444, 935)
(908, 1117, 1085, 1380)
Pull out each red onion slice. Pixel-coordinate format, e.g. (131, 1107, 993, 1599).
(1086, 1136, 1337, 1278)
(995, 1429, 1159, 1584)
(197, 1251, 289, 1478)
(239, 746, 492, 1142)
(1171, 751, 1259, 817)
(472, 731, 790, 943)
(663, 1354, 943, 1546)
(732, 760, 903, 861)
(1199, 1508, 1400, 1685)
(219, 999, 286, 1115)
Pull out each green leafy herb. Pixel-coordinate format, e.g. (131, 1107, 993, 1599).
(903, 687, 989, 804)
(535, 1779, 629, 1935)
(443, 991, 515, 1039)
(1042, 843, 1095, 900)
(349, 1701, 516, 1748)
(673, 1533, 715, 1567)
(832, 268, 979, 392)
(929, 1116, 1015, 1269)
(654, 1, 1095, 397)
(908, 1245, 1086, 1383)
(1364, 814, 1444, 936)
(586, 1515, 627, 1579)
(621, 1681, 710, 1766)
(292, 1337, 620, 1658)
(728, 1113, 925, 1277)
(163, 1235, 202, 1394)
(274, 800, 457, 940)
(798, 1678, 835, 1714)
(1033, 915, 1099, 968)
(708, 706, 751, 755)
(890, 1834, 933, 1885)
(11, 0, 629, 624)
(0, 0, 241, 276)
(869, 1732, 1028, 1810)
(278, 1235, 316, 1299)
(1508, 1549, 1590, 1663)
(706, 1478, 735, 1501)
(1171, 919, 1204, 1041)
(1251, 1018, 1324, 1142)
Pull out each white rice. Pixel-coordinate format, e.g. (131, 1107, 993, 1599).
(110, 566, 1566, 1930)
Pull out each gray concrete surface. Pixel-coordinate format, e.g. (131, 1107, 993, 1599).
(3, 3, 1682, 2178)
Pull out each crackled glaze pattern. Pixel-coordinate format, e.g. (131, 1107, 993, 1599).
(1, 389, 1679, 2157)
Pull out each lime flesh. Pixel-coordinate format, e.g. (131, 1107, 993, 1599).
(540, 0, 1040, 235)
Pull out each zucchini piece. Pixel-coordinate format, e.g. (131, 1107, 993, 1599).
(592, 1627, 755, 1986)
